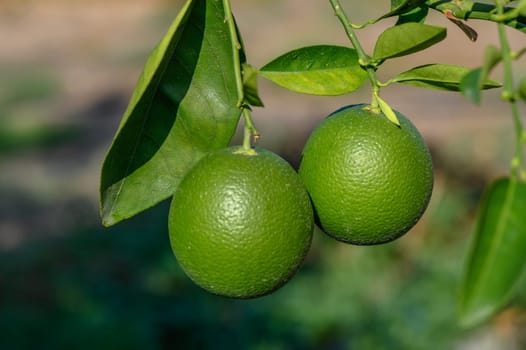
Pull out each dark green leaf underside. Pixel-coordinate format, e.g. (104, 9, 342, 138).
(459, 178, 526, 328)
(396, 5, 428, 24)
(260, 45, 368, 96)
(100, 0, 242, 226)
(378, 0, 428, 20)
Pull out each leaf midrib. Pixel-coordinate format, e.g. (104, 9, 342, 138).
(466, 179, 517, 312)
(261, 66, 360, 75)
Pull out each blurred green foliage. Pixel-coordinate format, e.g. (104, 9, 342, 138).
(0, 70, 58, 107)
(0, 187, 482, 349)
(1, 55, 523, 350)
(0, 123, 81, 154)
(0, 69, 80, 155)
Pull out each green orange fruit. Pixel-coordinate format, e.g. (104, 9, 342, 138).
(169, 146, 313, 298)
(299, 104, 433, 245)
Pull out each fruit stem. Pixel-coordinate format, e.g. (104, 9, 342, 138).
(495, 1, 525, 180)
(370, 84, 380, 112)
(329, 0, 383, 112)
(223, 0, 259, 150)
(242, 108, 260, 150)
(329, 0, 368, 63)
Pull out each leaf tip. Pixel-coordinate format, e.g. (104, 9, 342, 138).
(386, 112, 401, 126)
(101, 213, 117, 228)
(457, 303, 494, 330)
(375, 94, 401, 126)
(100, 201, 120, 227)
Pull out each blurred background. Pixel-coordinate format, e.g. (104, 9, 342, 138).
(1, 0, 526, 348)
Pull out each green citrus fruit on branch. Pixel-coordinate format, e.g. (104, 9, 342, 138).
(299, 104, 433, 245)
(169, 146, 314, 298)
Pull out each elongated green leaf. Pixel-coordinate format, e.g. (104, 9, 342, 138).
(461, 46, 502, 104)
(242, 63, 264, 107)
(459, 178, 526, 328)
(259, 45, 368, 96)
(483, 45, 502, 72)
(391, 64, 501, 91)
(519, 77, 526, 101)
(373, 23, 446, 60)
(460, 68, 484, 104)
(375, 94, 400, 126)
(100, 0, 242, 226)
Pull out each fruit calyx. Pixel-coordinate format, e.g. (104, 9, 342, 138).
(233, 146, 258, 156)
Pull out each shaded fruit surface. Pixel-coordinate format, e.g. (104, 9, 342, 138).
(299, 104, 433, 245)
(169, 146, 314, 298)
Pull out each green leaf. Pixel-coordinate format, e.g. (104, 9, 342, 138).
(483, 45, 502, 72)
(375, 94, 400, 126)
(378, 0, 428, 20)
(373, 23, 446, 61)
(259, 45, 368, 96)
(391, 64, 501, 91)
(517, 47, 526, 60)
(459, 178, 526, 328)
(460, 46, 502, 104)
(521, 1, 526, 16)
(519, 77, 526, 101)
(460, 68, 484, 104)
(242, 63, 264, 107)
(396, 5, 429, 24)
(100, 0, 242, 226)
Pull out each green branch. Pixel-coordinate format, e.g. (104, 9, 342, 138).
(223, 0, 259, 150)
(328, 0, 382, 111)
(494, 1, 525, 180)
(427, 0, 526, 32)
(223, 0, 245, 108)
